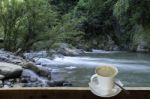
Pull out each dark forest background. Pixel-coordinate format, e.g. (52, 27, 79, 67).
(0, 0, 150, 53)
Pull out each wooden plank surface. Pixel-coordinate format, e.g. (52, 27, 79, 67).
(0, 87, 150, 99)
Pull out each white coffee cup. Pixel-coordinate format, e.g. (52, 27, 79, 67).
(90, 65, 118, 94)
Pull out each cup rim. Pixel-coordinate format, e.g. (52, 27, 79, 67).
(95, 65, 118, 77)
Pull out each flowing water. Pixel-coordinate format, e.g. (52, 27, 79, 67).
(35, 50, 150, 87)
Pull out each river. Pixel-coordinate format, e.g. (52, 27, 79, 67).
(35, 50, 150, 87)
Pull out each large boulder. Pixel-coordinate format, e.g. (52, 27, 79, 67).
(0, 62, 23, 78)
(23, 62, 51, 78)
(21, 69, 48, 87)
(136, 42, 149, 52)
(56, 43, 84, 56)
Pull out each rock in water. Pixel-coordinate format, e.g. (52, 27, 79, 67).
(47, 80, 72, 87)
(24, 62, 51, 77)
(56, 43, 84, 56)
(21, 69, 48, 87)
(0, 80, 3, 88)
(13, 83, 23, 88)
(0, 75, 5, 80)
(0, 62, 23, 78)
(3, 85, 10, 88)
(137, 44, 149, 52)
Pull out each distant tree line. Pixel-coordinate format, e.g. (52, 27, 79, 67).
(0, 0, 150, 53)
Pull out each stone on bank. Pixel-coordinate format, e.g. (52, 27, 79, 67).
(0, 62, 23, 79)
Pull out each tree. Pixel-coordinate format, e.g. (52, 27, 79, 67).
(73, 0, 119, 49)
(18, 0, 58, 53)
(0, 0, 25, 51)
(0, 0, 58, 53)
(113, 0, 150, 50)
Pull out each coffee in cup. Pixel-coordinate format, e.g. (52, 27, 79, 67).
(90, 65, 118, 94)
(96, 66, 116, 77)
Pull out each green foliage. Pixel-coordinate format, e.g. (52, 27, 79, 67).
(19, 0, 58, 52)
(0, 0, 25, 51)
(113, 0, 129, 24)
(74, 0, 120, 49)
(0, 0, 150, 52)
(113, 0, 150, 50)
(0, 0, 59, 52)
(49, 0, 79, 14)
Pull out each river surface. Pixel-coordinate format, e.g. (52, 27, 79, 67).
(35, 50, 150, 87)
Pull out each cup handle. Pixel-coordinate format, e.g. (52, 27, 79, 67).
(90, 74, 98, 85)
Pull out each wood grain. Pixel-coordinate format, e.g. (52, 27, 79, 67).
(0, 87, 150, 99)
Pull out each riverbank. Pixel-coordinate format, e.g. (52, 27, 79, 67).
(0, 49, 73, 88)
(0, 48, 150, 87)
(0, 43, 86, 88)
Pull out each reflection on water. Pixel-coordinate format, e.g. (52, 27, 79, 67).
(37, 51, 150, 87)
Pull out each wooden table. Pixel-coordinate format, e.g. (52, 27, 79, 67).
(0, 87, 150, 99)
